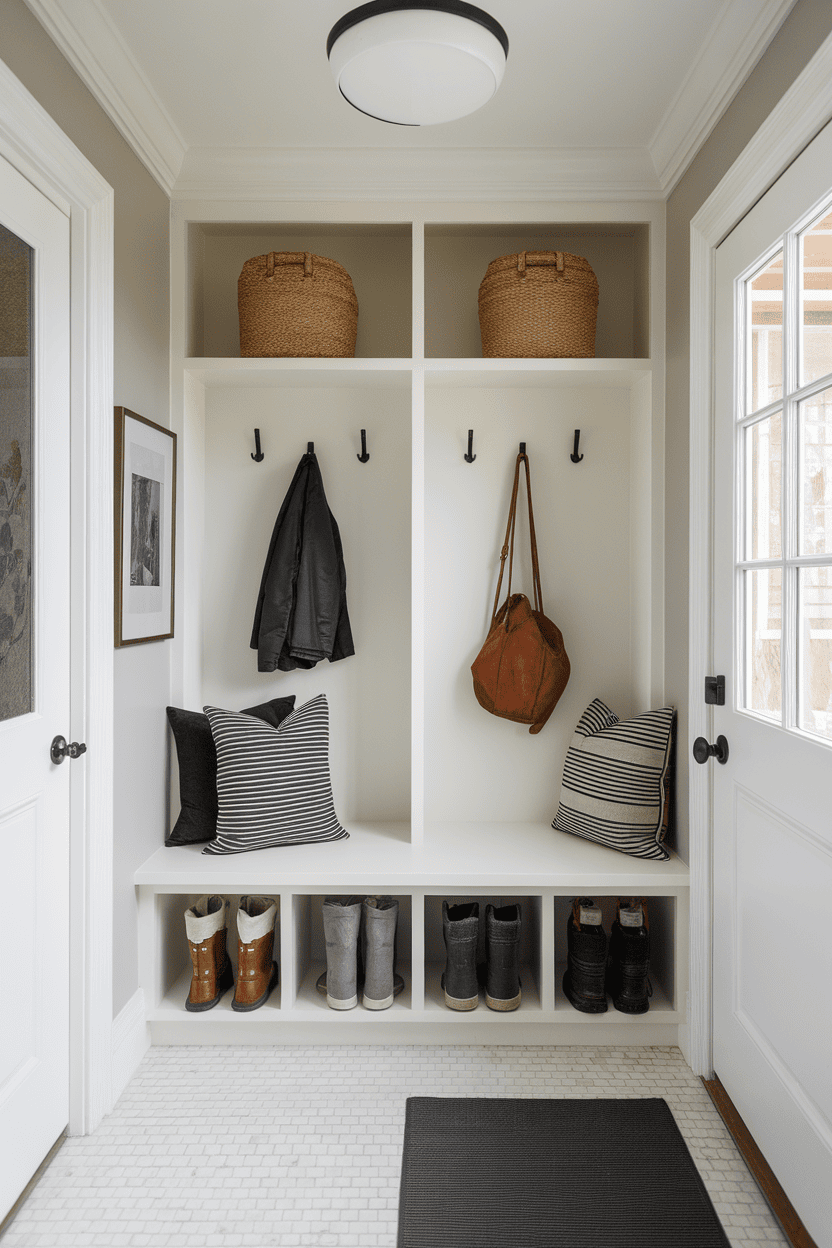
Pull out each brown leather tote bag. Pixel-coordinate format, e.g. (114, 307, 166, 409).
(471, 451, 570, 734)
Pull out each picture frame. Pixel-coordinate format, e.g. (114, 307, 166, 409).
(114, 406, 177, 646)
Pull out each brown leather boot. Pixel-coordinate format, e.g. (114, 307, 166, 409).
(184, 895, 233, 1012)
(232, 895, 279, 1012)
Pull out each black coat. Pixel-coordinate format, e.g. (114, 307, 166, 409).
(250, 451, 354, 672)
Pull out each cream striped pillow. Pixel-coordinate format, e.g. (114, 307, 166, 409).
(552, 699, 674, 860)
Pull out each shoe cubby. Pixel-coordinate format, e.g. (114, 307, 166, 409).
(288, 894, 413, 1017)
(186, 221, 413, 359)
(554, 894, 681, 1019)
(424, 222, 650, 360)
(143, 199, 688, 1046)
(422, 895, 542, 1016)
(139, 892, 282, 1025)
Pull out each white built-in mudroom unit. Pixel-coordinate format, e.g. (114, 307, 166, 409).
(135, 204, 688, 1045)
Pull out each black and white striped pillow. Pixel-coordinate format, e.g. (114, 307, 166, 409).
(202, 693, 348, 855)
(552, 699, 674, 860)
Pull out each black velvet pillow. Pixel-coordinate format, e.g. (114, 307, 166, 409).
(165, 696, 296, 845)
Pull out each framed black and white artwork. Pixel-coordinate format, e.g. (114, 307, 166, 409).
(114, 406, 176, 646)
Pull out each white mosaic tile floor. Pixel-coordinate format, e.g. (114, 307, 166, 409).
(3, 1045, 787, 1247)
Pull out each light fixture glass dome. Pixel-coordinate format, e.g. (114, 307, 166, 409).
(327, 1, 509, 126)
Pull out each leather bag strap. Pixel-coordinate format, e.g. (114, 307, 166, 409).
(490, 451, 544, 627)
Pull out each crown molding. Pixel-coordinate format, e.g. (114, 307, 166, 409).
(173, 145, 663, 202)
(24, 0, 794, 203)
(649, 0, 798, 195)
(23, 0, 186, 196)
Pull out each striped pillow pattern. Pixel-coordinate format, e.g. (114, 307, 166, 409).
(552, 699, 674, 860)
(202, 693, 348, 855)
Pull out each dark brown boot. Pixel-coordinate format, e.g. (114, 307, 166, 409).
(232, 895, 279, 1012)
(184, 895, 233, 1012)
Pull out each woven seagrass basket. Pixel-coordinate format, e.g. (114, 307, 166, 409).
(238, 251, 358, 358)
(478, 250, 598, 358)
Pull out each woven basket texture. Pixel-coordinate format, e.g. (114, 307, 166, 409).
(238, 251, 358, 358)
(478, 251, 598, 358)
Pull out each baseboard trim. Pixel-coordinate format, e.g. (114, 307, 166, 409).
(111, 988, 150, 1106)
(702, 1076, 818, 1248)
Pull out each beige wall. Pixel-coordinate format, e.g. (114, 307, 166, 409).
(1, 0, 171, 1016)
(665, 0, 832, 863)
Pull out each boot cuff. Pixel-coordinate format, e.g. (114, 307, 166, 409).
(237, 896, 277, 942)
(185, 894, 228, 942)
(365, 896, 398, 917)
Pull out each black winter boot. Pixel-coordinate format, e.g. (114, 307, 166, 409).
(607, 898, 652, 1014)
(485, 903, 522, 1011)
(563, 898, 608, 1013)
(442, 901, 479, 1010)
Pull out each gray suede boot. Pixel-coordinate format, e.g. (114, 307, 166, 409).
(319, 896, 362, 1009)
(362, 896, 404, 1010)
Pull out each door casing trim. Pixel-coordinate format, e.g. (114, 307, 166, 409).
(688, 29, 832, 1077)
(0, 56, 114, 1134)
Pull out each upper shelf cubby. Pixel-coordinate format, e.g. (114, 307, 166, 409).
(186, 222, 413, 359)
(424, 223, 650, 360)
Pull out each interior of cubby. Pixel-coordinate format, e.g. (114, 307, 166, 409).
(554, 895, 676, 1013)
(186, 223, 413, 359)
(424, 223, 650, 359)
(198, 383, 412, 828)
(423, 895, 542, 1013)
(423, 382, 653, 827)
(154, 892, 282, 1014)
(292, 894, 413, 1012)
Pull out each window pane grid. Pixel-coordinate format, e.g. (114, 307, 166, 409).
(740, 200, 832, 745)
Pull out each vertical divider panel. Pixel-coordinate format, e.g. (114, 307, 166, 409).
(540, 892, 556, 1012)
(411, 220, 425, 845)
(279, 891, 297, 1011)
(411, 217, 425, 364)
(411, 365, 425, 845)
(137, 888, 160, 1012)
(409, 890, 425, 1011)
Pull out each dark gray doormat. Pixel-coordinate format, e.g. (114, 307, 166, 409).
(397, 1097, 731, 1247)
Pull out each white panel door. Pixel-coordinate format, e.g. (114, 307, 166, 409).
(0, 153, 71, 1218)
(713, 119, 832, 1247)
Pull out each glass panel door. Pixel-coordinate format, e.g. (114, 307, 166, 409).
(738, 200, 832, 744)
(0, 223, 33, 721)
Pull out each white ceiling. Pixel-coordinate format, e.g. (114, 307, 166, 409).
(24, 0, 798, 199)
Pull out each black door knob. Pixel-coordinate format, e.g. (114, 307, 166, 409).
(692, 735, 729, 765)
(50, 735, 87, 764)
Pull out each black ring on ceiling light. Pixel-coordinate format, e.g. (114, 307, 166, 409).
(338, 84, 418, 124)
(327, 1, 509, 60)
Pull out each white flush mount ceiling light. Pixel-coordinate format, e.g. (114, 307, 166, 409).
(327, 1, 509, 126)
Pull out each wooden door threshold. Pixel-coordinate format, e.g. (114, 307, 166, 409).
(702, 1076, 818, 1248)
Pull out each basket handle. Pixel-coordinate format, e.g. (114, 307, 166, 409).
(266, 251, 314, 280)
(517, 250, 565, 276)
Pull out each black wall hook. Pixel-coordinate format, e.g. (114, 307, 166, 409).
(519, 442, 526, 455)
(570, 429, 584, 463)
(464, 429, 476, 463)
(251, 429, 264, 462)
(307, 442, 314, 454)
(357, 429, 370, 463)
